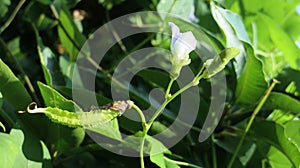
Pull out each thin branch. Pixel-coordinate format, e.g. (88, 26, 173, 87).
(0, 37, 40, 104)
(0, 0, 26, 34)
(227, 79, 279, 168)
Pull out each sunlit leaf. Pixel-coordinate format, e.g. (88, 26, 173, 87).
(0, 129, 51, 167)
(263, 92, 300, 115)
(157, 0, 194, 21)
(250, 120, 300, 167)
(235, 42, 268, 107)
(0, 59, 31, 110)
(260, 14, 300, 70)
(211, 2, 246, 77)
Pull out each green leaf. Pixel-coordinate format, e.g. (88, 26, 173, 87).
(157, 0, 194, 21)
(0, 59, 31, 110)
(0, 129, 51, 168)
(215, 136, 255, 165)
(263, 92, 300, 115)
(285, 120, 300, 148)
(33, 27, 65, 85)
(24, 2, 57, 30)
(276, 68, 300, 97)
(58, 5, 87, 61)
(0, 0, 10, 18)
(137, 69, 169, 89)
(260, 14, 300, 70)
(210, 2, 246, 76)
(267, 146, 292, 168)
(0, 131, 23, 168)
(235, 42, 268, 107)
(86, 119, 122, 141)
(37, 81, 81, 111)
(203, 47, 240, 78)
(213, 5, 250, 43)
(147, 135, 170, 168)
(250, 120, 300, 167)
(59, 55, 84, 87)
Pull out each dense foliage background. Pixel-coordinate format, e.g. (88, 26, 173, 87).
(0, 0, 300, 167)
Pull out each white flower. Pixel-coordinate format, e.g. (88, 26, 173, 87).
(169, 22, 197, 78)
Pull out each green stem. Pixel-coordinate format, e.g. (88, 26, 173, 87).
(131, 103, 146, 124)
(211, 134, 217, 168)
(140, 133, 146, 168)
(227, 79, 279, 168)
(130, 101, 147, 168)
(0, 0, 26, 34)
(138, 69, 205, 167)
(165, 78, 175, 98)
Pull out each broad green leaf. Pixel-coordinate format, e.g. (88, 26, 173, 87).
(148, 135, 171, 168)
(0, 0, 10, 18)
(157, 0, 194, 21)
(260, 14, 300, 70)
(113, 134, 145, 154)
(211, 2, 246, 77)
(261, 0, 286, 22)
(235, 42, 268, 107)
(150, 152, 166, 168)
(37, 81, 81, 111)
(263, 92, 300, 115)
(58, 5, 86, 61)
(203, 47, 240, 78)
(284, 14, 300, 39)
(250, 120, 300, 167)
(0, 131, 23, 168)
(10, 129, 52, 168)
(214, 5, 250, 43)
(33, 26, 65, 85)
(285, 120, 300, 148)
(0, 129, 51, 168)
(0, 59, 31, 110)
(232, 0, 263, 13)
(86, 119, 122, 141)
(267, 146, 292, 168)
